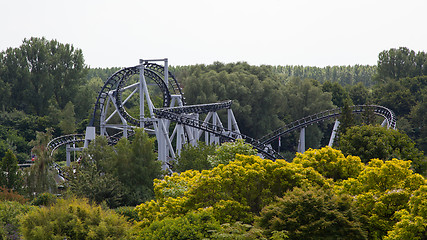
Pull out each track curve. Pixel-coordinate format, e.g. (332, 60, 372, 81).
(47, 134, 85, 156)
(257, 105, 396, 146)
(89, 63, 183, 128)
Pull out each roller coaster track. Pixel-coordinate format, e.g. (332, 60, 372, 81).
(47, 134, 85, 156)
(153, 104, 283, 160)
(158, 100, 232, 114)
(257, 105, 397, 146)
(89, 63, 184, 128)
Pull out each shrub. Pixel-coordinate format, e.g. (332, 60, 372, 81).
(20, 197, 132, 239)
(0, 201, 33, 239)
(30, 192, 57, 206)
(137, 210, 220, 240)
(0, 186, 27, 203)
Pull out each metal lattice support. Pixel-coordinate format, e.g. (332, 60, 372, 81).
(85, 59, 247, 170)
(48, 59, 398, 171)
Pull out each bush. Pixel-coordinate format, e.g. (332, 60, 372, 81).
(20, 197, 132, 239)
(0, 186, 27, 203)
(115, 206, 140, 222)
(0, 201, 33, 239)
(137, 210, 220, 240)
(30, 192, 57, 206)
(257, 186, 367, 240)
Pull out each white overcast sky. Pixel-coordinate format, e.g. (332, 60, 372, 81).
(1, 0, 426, 68)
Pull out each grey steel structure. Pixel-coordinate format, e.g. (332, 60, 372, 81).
(85, 59, 243, 170)
(48, 59, 397, 170)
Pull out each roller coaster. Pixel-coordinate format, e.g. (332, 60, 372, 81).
(47, 58, 397, 171)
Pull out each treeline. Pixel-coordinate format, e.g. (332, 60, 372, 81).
(1, 38, 426, 162)
(170, 49, 427, 154)
(273, 65, 377, 86)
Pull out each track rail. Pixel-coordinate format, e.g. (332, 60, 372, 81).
(47, 134, 85, 156)
(156, 100, 232, 114)
(153, 107, 283, 160)
(89, 63, 184, 127)
(258, 105, 396, 146)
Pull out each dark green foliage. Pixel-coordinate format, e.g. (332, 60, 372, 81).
(0, 37, 87, 116)
(338, 125, 426, 174)
(0, 149, 22, 191)
(257, 186, 367, 240)
(376, 47, 427, 81)
(67, 136, 125, 208)
(30, 192, 57, 206)
(68, 129, 161, 207)
(410, 89, 427, 153)
(322, 80, 351, 107)
(338, 99, 355, 137)
(179, 64, 288, 138)
(23, 130, 57, 197)
(0, 110, 52, 162)
(173, 142, 216, 172)
(347, 82, 371, 105)
(115, 206, 140, 222)
(111, 129, 162, 205)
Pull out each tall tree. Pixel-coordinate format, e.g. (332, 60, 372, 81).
(58, 101, 76, 135)
(0, 149, 22, 191)
(376, 47, 427, 82)
(0, 37, 86, 115)
(24, 129, 57, 196)
(338, 125, 426, 174)
(109, 129, 162, 205)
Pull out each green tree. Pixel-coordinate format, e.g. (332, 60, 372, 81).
(337, 99, 355, 138)
(322, 80, 351, 107)
(110, 129, 162, 205)
(348, 82, 371, 105)
(338, 125, 426, 174)
(0, 200, 33, 239)
(173, 141, 216, 172)
(136, 154, 329, 226)
(208, 139, 257, 167)
(376, 47, 427, 81)
(24, 129, 57, 197)
(257, 186, 367, 240)
(67, 136, 124, 208)
(373, 79, 417, 116)
(0, 149, 22, 191)
(180, 63, 287, 138)
(58, 101, 77, 134)
(282, 78, 335, 150)
(0, 37, 86, 115)
(410, 89, 427, 153)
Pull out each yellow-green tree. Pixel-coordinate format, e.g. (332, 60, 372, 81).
(337, 159, 426, 239)
(293, 146, 364, 181)
(20, 197, 131, 239)
(385, 185, 427, 239)
(136, 154, 331, 228)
